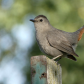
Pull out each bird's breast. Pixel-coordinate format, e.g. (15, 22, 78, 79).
(35, 31, 50, 54)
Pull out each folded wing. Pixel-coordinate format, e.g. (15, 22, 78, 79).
(47, 31, 79, 57)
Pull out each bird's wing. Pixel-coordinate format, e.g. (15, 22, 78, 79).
(47, 31, 78, 57)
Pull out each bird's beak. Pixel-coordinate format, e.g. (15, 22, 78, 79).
(30, 19, 36, 22)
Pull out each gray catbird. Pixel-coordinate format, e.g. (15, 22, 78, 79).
(30, 15, 84, 61)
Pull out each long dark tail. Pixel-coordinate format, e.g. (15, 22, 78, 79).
(67, 55, 77, 61)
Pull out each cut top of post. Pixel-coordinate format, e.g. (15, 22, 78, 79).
(31, 55, 62, 84)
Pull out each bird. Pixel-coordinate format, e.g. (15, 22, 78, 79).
(30, 15, 84, 61)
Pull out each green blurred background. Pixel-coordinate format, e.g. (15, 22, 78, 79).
(0, 0, 84, 84)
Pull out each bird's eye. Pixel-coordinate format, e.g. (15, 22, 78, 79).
(40, 19, 43, 22)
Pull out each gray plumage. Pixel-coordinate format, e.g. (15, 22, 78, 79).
(30, 15, 84, 61)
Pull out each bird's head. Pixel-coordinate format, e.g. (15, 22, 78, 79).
(30, 15, 50, 30)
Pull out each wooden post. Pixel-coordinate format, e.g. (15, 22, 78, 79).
(31, 55, 62, 84)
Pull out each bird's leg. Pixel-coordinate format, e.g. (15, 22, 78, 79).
(52, 55, 62, 64)
(52, 55, 62, 60)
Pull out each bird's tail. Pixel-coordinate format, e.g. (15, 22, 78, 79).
(75, 25, 84, 41)
(67, 55, 77, 61)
